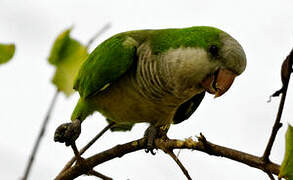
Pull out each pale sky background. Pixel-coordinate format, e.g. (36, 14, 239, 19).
(0, 0, 293, 179)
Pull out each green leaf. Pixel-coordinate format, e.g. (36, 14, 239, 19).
(279, 124, 293, 180)
(48, 28, 89, 96)
(0, 43, 15, 64)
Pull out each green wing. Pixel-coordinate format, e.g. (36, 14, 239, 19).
(74, 34, 138, 98)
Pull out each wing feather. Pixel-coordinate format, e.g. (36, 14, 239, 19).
(173, 92, 205, 124)
(74, 34, 138, 98)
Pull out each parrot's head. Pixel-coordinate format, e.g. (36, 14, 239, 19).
(168, 27, 246, 98)
(199, 30, 246, 97)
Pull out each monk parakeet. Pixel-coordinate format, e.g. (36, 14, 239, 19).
(54, 26, 246, 152)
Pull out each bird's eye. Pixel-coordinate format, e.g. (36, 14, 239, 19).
(209, 45, 219, 57)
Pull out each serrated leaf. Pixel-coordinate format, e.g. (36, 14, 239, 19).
(48, 28, 88, 96)
(279, 124, 293, 179)
(0, 43, 15, 64)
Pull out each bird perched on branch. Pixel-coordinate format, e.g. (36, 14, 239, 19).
(54, 26, 246, 154)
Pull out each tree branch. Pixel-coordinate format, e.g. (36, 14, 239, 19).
(266, 171, 275, 180)
(88, 169, 113, 180)
(86, 23, 111, 49)
(55, 136, 280, 180)
(165, 149, 192, 180)
(22, 90, 59, 180)
(262, 49, 293, 162)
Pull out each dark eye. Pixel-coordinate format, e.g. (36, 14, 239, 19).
(209, 45, 218, 57)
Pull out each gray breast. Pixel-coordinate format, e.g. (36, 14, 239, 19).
(134, 43, 172, 100)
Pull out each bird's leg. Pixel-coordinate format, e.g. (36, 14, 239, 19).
(144, 124, 169, 155)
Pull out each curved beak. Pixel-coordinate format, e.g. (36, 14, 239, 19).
(201, 68, 237, 98)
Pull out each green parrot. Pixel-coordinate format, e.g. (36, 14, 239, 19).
(54, 26, 246, 153)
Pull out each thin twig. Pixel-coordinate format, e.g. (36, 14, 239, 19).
(166, 149, 192, 180)
(22, 90, 59, 180)
(262, 90, 287, 162)
(176, 149, 182, 157)
(55, 137, 280, 180)
(262, 50, 293, 162)
(72, 142, 113, 180)
(60, 122, 114, 173)
(71, 142, 83, 164)
(266, 171, 275, 180)
(86, 23, 111, 48)
(88, 170, 113, 180)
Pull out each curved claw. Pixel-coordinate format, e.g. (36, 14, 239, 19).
(145, 148, 157, 155)
(54, 119, 81, 146)
(144, 125, 161, 155)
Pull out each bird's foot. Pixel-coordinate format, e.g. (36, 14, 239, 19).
(54, 120, 84, 165)
(144, 125, 168, 155)
(144, 126, 158, 155)
(54, 119, 81, 146)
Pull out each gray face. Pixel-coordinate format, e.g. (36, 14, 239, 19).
(199, 32, 247, 97)
(218, 32, 247, 75)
